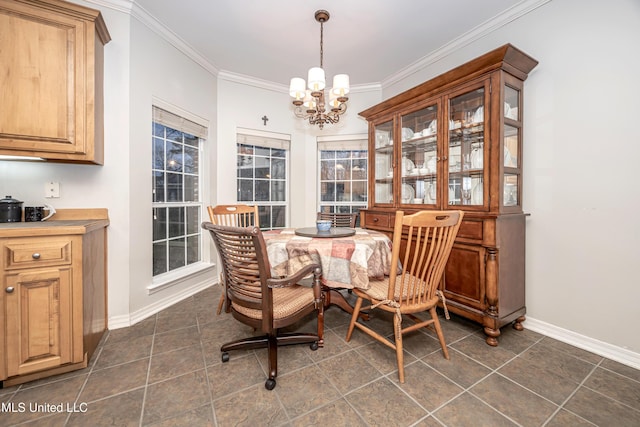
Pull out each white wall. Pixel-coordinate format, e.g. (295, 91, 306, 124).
(383, 0, 640, 354)
(126, 11, 218, 320)
(216, 77, 379, 227)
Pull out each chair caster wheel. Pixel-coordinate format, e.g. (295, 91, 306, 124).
(221, 352, 230, 363)
(265, 378, 276, 390)
(310, 342, 319, 351)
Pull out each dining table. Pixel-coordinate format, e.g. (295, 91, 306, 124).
(262, 227, 395, 316)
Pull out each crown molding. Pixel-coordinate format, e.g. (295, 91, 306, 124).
(83, 0, 547, 92)
(218, 70, 380, 95)
(381, 0, 551, 88)
(82, 0, 132, 13)
(84, 0, 219, 76)
(130, 1, 219, 75)
(218, 71, 288, 93)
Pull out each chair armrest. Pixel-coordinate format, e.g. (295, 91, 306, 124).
(267, 264, 321, 289)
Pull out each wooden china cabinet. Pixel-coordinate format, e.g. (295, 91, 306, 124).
(360, 44, 538, 346)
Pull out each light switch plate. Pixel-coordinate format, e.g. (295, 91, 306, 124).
(45, 181, 60, 198)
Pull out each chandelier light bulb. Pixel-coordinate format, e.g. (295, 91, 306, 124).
(328, 90, 341, 111)
(303, 90, 317, 112)
(307, 67, 326, 92)
(332, 74, 350, 97)
(289, 77, 306, 99)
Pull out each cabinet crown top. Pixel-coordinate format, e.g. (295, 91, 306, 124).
(360, 44, 537, 119)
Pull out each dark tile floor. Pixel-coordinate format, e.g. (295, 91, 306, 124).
(2, 285, 639, 426)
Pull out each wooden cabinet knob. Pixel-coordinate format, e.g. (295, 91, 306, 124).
(6, 287, 14, 293)
(32, 253, 41, 259)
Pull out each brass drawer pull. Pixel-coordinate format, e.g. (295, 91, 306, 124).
(32, 253, 41, 259)
(6, 287, 14, 293)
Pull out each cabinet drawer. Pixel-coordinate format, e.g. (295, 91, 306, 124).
(457, 218, 484, 242)
(3, 237, 73, 270)
(365, 212, 392, 229)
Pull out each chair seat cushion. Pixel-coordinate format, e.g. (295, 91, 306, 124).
(232, 285, 315, 320)
(362, 274, 435, 305)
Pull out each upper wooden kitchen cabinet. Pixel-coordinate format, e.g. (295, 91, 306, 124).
(360, 44, 538, 346)
(0, 0, 111, 164)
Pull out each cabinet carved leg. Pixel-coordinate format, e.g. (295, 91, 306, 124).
(513, 315, 525, 331)
(483, 248, 499, 346)
(483, 327, 500, 347)
(485, 248, 498, 316)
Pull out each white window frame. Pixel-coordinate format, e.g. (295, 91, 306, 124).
(150, 101, 210, 289)
(317, 134, 368, 222)
(236, 128, 290, 230)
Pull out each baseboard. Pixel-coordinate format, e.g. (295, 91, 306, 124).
(525, 317, 640, 370)
(107, 313, 131, 330)
(107, 296, 640, 371)
(107, 279, 219, 330)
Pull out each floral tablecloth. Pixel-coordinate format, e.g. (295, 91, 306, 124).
(262, 228, 394, 290)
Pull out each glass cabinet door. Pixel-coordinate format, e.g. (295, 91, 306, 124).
(447, 87, 485, 207)
(503, 84, 521, 207)
(373, 120, 394, 204)
(399, 104, 438, 206)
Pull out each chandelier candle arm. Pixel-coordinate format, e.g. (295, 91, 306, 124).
(288, 9, 349, 130)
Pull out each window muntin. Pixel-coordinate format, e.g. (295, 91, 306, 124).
(318, 142, 367, 224)
(237, 133, 289, 230)
(152, 113, 204, 277)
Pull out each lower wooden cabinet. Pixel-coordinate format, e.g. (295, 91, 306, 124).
(0, 214, 108, 385)
(361, 209, 526, 346)
(5, 266, 74, 378)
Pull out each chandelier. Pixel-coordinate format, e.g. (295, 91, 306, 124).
(289, 10, 349, 130)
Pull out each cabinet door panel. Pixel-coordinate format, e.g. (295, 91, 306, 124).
(5, 269, 72, 377)
(445, 82, 488, 210)
(0, 0, 110, 164)
(0, 6, 83, 153)
(372, 119, 395, 205)
(443, 244, 485, 310)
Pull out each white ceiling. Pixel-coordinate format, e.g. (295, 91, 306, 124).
(132, 0, 529, 87)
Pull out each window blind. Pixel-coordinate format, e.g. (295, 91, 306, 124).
(317, 135, 367, 151)
(237, 129, 290, 150)
(152, 106, 208, 139)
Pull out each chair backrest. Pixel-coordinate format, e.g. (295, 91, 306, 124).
(202, 223, 274, 330)
(208, 204, 259, 228)
(316, 212, 358, 228)
(388, 210, 463, 306)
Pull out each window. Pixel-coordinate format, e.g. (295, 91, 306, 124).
(237, 130, 290, 230)
(318, 137, 368, 225)
(152, 106, 207, 277)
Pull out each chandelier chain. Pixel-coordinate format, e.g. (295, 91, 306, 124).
(319, 21, 324, 68)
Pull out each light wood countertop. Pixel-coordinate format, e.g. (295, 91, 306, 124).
(0, 209, 109, 237)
